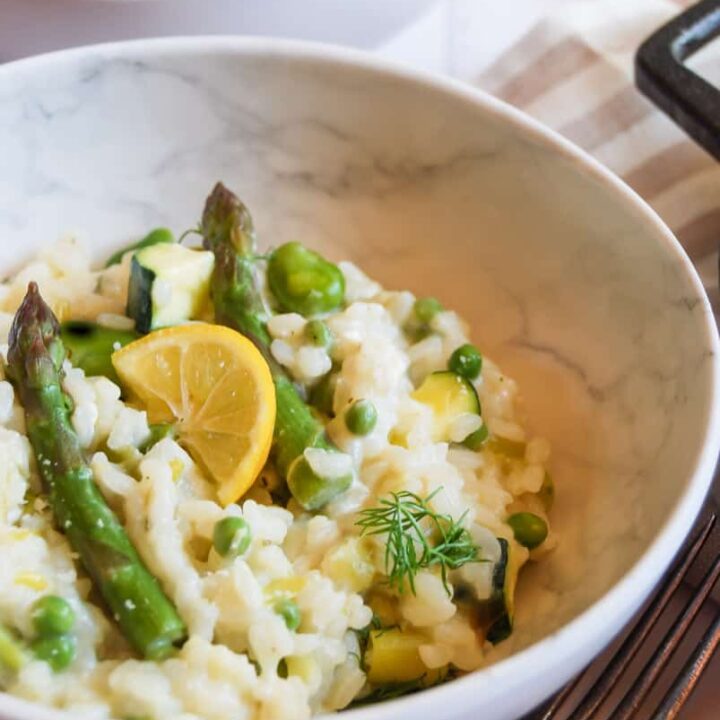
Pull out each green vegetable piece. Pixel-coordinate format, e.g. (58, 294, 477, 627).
(7, 284, 187, 660)
(127, 243, 215, 335)
(538, 471, 555, 511)
(462, 423, 489, 451)
(139, 422, 177, 453)
(31, 596, 75, 636)
(275, 599, 301, 631)
(309, 373, 337, 416)
(268, 241, 345, 316)
(60, 321, 138, 384)
(305, 319, 332, 348)
(285, 454, 351, 511)
(345, 399, 378, 436)
(105, 227, 175, 267)
(413, 297, 443, 324)
(31, 634, 76, 672)
(201, 184, 352, 511)
(411, 371, 481, 443)
(448, 343, 482, 380)
(213, 517, 252, 558)
(507, 512, 548, 550)
(483, 538, 519, 644)
(0, 624, 26, 673)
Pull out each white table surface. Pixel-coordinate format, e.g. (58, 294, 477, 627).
(0, 1, 717, 717)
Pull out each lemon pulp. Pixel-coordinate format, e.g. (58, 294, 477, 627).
(112, 324, 276, 505)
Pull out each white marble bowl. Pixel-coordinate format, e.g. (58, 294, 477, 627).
(0, 38, 718, 720)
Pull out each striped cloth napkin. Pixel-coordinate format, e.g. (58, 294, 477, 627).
(474, 0, 720, 592)
(477, 0, 720, 313)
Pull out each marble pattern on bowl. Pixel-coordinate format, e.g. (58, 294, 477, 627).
(0, 38, 717, 720)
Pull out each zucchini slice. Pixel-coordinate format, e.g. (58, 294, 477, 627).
(481, 538, 521, 644)
(411, 370, 481, 442)
(126, 244, 214, 333)
(105, 227, 174, 268)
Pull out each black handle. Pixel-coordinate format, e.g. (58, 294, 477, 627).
(635, 0, 720, 160)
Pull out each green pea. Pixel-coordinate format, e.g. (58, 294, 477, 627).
(462, 423, 489, 451)
(508, 512, 548, 550)
(213, 517, 252, 558)
(413, 297, 443, 324)
(345, 400, 378, 436)
(275, 599, 301, 631)
(31, 634, 76, 672)
(305, 319, 332, 348)
(448, 344, 482, 380)
(277, 658, 289, 678)
(268, 242, 345, 316)
(31, 596, 75, 636)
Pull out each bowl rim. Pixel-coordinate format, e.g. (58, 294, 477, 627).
(0, 35, 719, 720)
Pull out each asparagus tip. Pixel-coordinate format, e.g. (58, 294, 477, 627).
(8, 282, 64, 383)
(202, 182, 255, 254)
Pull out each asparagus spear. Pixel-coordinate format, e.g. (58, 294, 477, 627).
(6, 283, 186, 660)
(201, 183, 352, 510)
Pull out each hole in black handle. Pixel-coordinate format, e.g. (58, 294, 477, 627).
(635, 0, 720, 160)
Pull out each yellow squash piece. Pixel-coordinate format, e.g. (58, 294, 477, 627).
(411, 370, 481, 443)
(14, 573, 48, 591)
(321, 537, 375, 593)
(112, 324, 276, 506)
(366, 628, 428, 684)
(365, 627, 447, 685)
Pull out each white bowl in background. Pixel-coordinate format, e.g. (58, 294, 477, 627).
(0, 0, 437, 62)
(0, 37, 718, 720)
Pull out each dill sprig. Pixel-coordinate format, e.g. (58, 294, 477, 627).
(355, 488, 482, 595)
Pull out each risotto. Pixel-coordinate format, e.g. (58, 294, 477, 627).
(0, 184, 554, 720)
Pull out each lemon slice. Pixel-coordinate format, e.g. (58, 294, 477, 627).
(112, 324, 275, 506)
